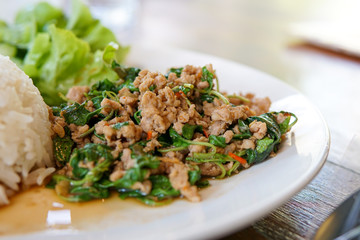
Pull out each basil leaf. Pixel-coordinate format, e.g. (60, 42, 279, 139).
(182, 124, 203, 140)
(172, 85, 192, 95)
(256, 137, 274, 153)
(248, 113, 281, 143)
(157, 132, 172, 148)
(188, 169, 201, 185)
(200, 93, 215, 103)
(91, 78, 117, 92)
(196, 180, 210, 188)
(53, 130, 74, 166)
(149, 175, 180, 199)
(112, 64, 141, 92)
(233, 120, 251, 140)
(112, 121, 129, 130)
(149, 84, 156, 91)
(208, 135, 226, 148)
(169, 127, 191, 147)
(111, 146, 160, 192)
(278, 116, 291, 135)
(90, 95, 103, 109)
(69, 143, 113, 179)
(166, 67, 183, 78)
(133, 110, 141, 124)
(244, 113, 283, 164)
(66, 184, 110, 202)
(200, 66, 214, 91)
(62, 102, 102, 126)
(51, 103, 67, 116)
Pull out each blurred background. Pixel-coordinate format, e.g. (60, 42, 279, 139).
(2, 0, 360, 75)
(1, 0, 359, 81)
(137, 0, 360, 80)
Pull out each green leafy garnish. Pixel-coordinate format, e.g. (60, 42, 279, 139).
(182, 124, 203, 140)
(70, 143, 113, 180)
(148, 175, 180, 199)
(200, 66, 214, 91)
(243, 113, 282, 164)
(149, 84, 156, 91)
(112, 63, 141, 92)
(172, 83, 194, 95)
(133, 110, 142, 125)
(188, 167, 201, 185)
(256, 137, 274, 153)
(166, 67, 183, 78)
(233, 119, 252, 139)
(62, 102, 102, 126)
(53, 127, 74, 166)
(112, 121, 129, 130)
(209, 135, 227, 148)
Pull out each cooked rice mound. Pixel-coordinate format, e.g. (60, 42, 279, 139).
(0, 55, 54, 205)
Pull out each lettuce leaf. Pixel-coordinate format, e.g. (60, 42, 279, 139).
(0, 43, 17, 58)
(33, 26, 89, 105)
(15, 2, 65, 31)
(23, 33, 51, 77)
(2, 16, 37, 49)
(70, 40, 129, 93)
(66, 0, 118, 51)
(66, 0, 96, 36)
(0, 0, 129, 106)
(81, 21, 119, 51)
(0, 21, 8, 42)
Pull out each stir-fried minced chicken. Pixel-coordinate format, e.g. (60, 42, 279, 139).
(48, 64, 297, 204)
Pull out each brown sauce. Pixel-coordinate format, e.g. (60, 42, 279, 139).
(0, 182, 209, 236)
(0, 186, 136, 236)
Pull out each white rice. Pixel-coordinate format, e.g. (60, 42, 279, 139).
(0, 55, 54, 205)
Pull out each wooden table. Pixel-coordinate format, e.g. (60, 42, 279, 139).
(136, 0, 360, 239)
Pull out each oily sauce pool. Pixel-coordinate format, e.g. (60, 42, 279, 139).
(0, 186, 136, 236)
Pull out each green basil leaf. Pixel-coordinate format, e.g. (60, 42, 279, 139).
(112, 121, 129, 130)
(91, 78, 117, 92)
(112, 64, 141, 92)
(278, 116, 291, 135)
(69, 143, 113, 179)
(188, 169, 201, 185)
(169, 127, 191, 147)
(208, 135, 227, 148)
(149, 84, 156, 91)
(200, 66, 214, 91)
(256, 137, 274, 153)
(182, 124, 203, 140)
(166, 67, 183, 78)
(157, 132, 172, 148)
(133, 110, 141, 125)
(67, 184, 110, 202)
(233, 120, 251, 140)
(53, 130, 74, 166)
(90, 95, 103, 109)
(200, 93, 215, 103)
(62, 102, 102, 126)
(149, 175, 180, 199)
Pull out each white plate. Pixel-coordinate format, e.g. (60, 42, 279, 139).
(6, 44, 330, 240)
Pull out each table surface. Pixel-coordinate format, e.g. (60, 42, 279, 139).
(134, 0, 360, 239)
